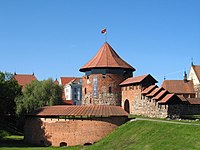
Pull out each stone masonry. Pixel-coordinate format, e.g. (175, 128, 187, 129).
(121, 85, 181, 118)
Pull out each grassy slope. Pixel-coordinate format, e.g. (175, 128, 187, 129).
(1, 120, 200, 150)
(86, 120, 200, 150)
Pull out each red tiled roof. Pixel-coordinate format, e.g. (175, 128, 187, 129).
(141, 85, 157, 94)
(158, 94, 175, 104)
(54, 79, 59, 85)
(60, 77, 81, 86)
(161, 80, 195, 94)
(27, 105, 128, 117)
(120, 75, 148, 85)
(79, 42, 135, 72)
(14, 74, 37, 87)
(120, 74, 157, 86)
(153, 90, 168, 100)
(192, 65, 200, 82)
(187, 98, 200, 104)
(177, 95, 188, 102)
(146, 87, 163, 97)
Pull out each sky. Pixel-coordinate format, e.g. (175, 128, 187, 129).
(0, 0, 199, 85)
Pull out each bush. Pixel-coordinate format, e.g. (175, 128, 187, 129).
(0, 130, 10, 139)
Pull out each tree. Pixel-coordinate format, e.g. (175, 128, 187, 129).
(15, 78, 63, 116)
(0, 72, 22, 116)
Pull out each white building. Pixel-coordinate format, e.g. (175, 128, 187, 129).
(59, 77, 82, 105)
(188, 64, 200, 98)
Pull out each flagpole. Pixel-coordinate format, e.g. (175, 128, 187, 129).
(105, 29, 107, 42)
(101, 28, 107, 42)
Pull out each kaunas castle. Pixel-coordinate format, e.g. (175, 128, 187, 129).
(80, 42, 200, 118)
(23, 42, 200, 147)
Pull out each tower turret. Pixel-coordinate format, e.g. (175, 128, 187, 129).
(79, 42, 135, 105)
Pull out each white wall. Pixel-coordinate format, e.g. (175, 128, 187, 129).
(188, 66, 200, 85)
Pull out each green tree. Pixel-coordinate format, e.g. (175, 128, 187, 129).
(0, 72, 22, 116)
(15, 78, 63, 116)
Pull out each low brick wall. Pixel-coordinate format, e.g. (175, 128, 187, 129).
(24, 116, 128, 147)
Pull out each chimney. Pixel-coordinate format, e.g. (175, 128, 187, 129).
(183, 71, 188, 82)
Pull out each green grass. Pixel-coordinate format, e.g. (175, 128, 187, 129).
(1, 119, 200, 150)
(85, 120, 200, 150)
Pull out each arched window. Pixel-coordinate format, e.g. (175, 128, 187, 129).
(60, 142, 67, 147)
(84, 143, 92, 146)
(124, 100, 130, 113)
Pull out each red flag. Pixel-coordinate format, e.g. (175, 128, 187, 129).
(101, 28, 106, 34)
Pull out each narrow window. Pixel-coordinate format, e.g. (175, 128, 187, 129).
(85, 88, 87, 94)
(109, 87, 112, 93)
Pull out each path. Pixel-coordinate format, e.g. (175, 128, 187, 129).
(130, 118, 200, 126)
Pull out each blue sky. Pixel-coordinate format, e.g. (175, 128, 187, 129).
(0, 0, 199, 84)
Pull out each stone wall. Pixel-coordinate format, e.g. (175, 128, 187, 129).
(24, 116, 128, 147)
(121, 85, 182, 118)
(131, 96, 172, 118)
(82, 74, 126, 105)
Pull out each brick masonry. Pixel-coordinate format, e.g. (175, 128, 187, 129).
(24, 116, 128, 146)
(82, 74, 127, 106)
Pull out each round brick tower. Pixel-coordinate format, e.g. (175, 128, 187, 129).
(79, 42, 135, 106)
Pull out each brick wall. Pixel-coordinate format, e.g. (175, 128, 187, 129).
(121, 85, 143, 113)
(24, 116, 128, 147)
(82, 74, 126, 105)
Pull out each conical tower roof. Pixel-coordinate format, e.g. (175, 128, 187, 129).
(80, 42, 135, 72)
